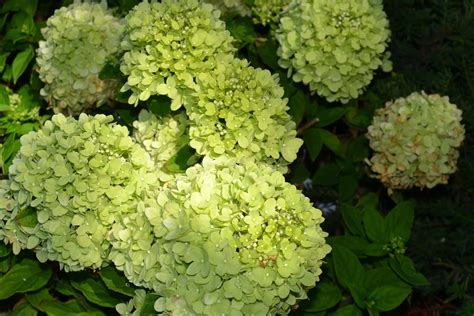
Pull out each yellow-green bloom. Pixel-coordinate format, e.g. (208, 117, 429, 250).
(5, 114, 164, 271)
(120, 0, 235, 109)
(276, 0, 391, 103)
(185, 54, 303, 171)
(36, 1, 125, 114)
(114, 157, 330, 315)
(367, 91, 465, 190)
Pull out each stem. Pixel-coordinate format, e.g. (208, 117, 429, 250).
(297, 117, 320, 135)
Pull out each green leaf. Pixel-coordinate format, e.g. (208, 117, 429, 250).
(2, 133, 21, 168)
(55, 279, 77, 296)
(328, 235, 369, 257)
(364, 243, 387, 257)
(364, 267, 409, 292)
(368, 286, 412, 312)
(15, 207, 38, 228)
(332, 245, 365, 290)
(71, 275, 123, 308)
(315, 106, 347, 127)
(306, 282, 342, 312)
(147, 95, 172, 117)
(389, 256, 429, 286)
(385, 201, 415, 242)
(363, 207, 387, 243)
(340, 204, 365, 237)
(98, 266, 135, 297)
(333, 304, 362, 316)
(12, 45, 34, 84)
(0, 256, 11, 273)
(165, 145, 198, 173)
(290, 163, 310, 184)
(338, 174, 358, 201)
(304, 128, 322, 161)
(288, 90, 308, 125)
(11, 302, 38, 316)
(225, 16, 256, 46)
(0, 52, 10, 74)
(318, 129, 343, 156)
(1, 0, 37, 16)
(0, 258, 52, 299)
(256, 39, 279, 70)
(0, 243, 10, 257)
(356, 193, 379, 210)
(98, 61, 122, 80)
(313, 162, 340, 186)
(347, 136, 369, 162)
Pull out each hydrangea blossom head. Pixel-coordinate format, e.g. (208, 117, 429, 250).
(367, 91, 465, 189)
(132, 110, 189, 169)
(36, 1, 125, 114)
(5, 114, 163, 271)
(111, 157, 330, 314)
(120, 0, 235, 109)
(276, 0, 391, 103)
(185, 55, 303, 170)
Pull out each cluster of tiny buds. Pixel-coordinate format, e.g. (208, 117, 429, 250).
(332, 10, 361, 28)
(215, 122, 227, 136)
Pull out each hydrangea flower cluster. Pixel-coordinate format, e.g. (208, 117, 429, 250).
(276, 0, 392, 103)
(366, 91, 465, 189)
(36, 1, 125, 115)
(0, 88, 40, 133)
(205, 0, 251, 17)
(120, 0, 235, 108)
(111, 157, 330, 315)
(132, 110, 189, 168)
(251, 0, 292, 25)
(185, 55, 303, 169)
(3, 114, 164, 271)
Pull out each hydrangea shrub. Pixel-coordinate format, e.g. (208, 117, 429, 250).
(36, 1, 125, 114)
(366, 91, 465, 189)
(115, 157, 330, 315)
(185, 54, 303, 170)
(276, 0, 392, 103)
(120, 0, 235, 108)
(4, 114, 164, 271)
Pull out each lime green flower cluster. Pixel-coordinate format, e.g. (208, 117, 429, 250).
(251, 0, 291, 25)
(132, 110, 189, 168)
(0, 88, 40, 132)
(366, 91, 465, 190)
(185, 55, 302, 170)
(112, 157, 330, 315)
(276, 0, 392, 103)
(205, 0, 251, 16)
(3, 114, 164, 271)
(120, 0, 235, 108)
(36, 1, 125, 115)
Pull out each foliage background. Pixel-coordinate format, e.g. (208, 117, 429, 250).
(0, 0, 472, 315)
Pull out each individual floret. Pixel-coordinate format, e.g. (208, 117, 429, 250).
(36, 1, 125, 114)
(5, 114, 165, 271)
(120, 0, 235, 109)
(276, 0, 392, 103)
(132, 110, 189, 169)
(366, 91, 465, 190)
(112, 157, 330, 315)
(185, 55, 303, 171)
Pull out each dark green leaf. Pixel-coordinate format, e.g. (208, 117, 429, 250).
(333, 304, 362, 316)
(0, 258, 52, 299)
(318, 129, 343, 157)
(99, 266, 135, 297)
(71, 276, 123, 308)
(2, 133, 21, 165)
(147, 95, 172, 117)
(363, 207, 386, 243)
(165, 145, 198, 173)
(306, 282, 342, 312)
(0, 256, 11, 273)
(345, 106, 373, 128)
(364, 267, 409, 292)
(332, 245, 365, 290)
(98, 61, 122, 80)
(385, 201, 415, 242)
(0, 243, 10, 257)
(12, 45, 34, 84)
(340, 204, 365, 237)
(15, 207, 38, 228)
(304, 128, 322, 161)
(364, 243, 387, 257)
(256, 39, 279, 70)
(289, 90, 308, 125)
(389, 256, 429, 286)
(1, 0, 37, 16)
(338, 174, 358, 201)
(356, 193, 379, 210)
(368, 286, 412, 312)
(347, 136, 369, 162)
(313, 163, 340, 186)
(225, 16, 256, 45)
(11, 302, 38, 316)
(290, 163, 310, 184)
(315, 106, 347, 127)
(0, 52, 10, 74)
(54, 279, 77, 296)
(328, 236, 369, 257)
